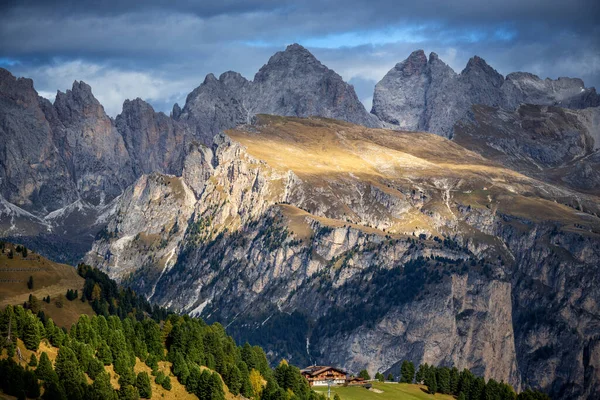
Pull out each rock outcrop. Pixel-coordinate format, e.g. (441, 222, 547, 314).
(177, 44, 380, 144)
(116, 98, 190, 176)
(85, 116, 600, 400)
(0, 68, 78, 213)
(454, 104, 600, 196)
(372, 50, 600, 137)
(0, 69, 195, 261)
(53, 81, 136, 206)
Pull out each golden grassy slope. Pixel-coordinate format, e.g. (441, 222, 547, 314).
(314, 382, 456, 400)
(0, 243, 94, 328)
(227, 115, 600, 237)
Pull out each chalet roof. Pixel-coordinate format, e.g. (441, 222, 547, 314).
(300, 366, 348, 377)
(347, 377, 366, 382)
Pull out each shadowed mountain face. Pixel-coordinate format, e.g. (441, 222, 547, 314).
(0, 68, 193, 262)
(372, 50, 600, 138)
(1, 45, 600, 400)
(454, 104, 600, 196)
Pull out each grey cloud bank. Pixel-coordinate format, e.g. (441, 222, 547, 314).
(1, 0, 598, 116)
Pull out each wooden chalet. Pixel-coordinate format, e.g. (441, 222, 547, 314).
(300, 366, 348, 386)
(346, 376, 368, 386)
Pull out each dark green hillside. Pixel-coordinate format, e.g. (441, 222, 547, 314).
(0, 260, 326, 400)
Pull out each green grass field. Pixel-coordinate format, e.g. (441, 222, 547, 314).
(313, 382, 456, 400)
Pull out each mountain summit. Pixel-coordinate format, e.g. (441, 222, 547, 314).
(372, 51, 600, 137)
(176, 43, 380, 144)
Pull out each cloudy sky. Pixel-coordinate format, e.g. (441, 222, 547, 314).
(1, 0, 599, 116)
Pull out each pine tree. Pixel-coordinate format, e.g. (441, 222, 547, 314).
(118, 364, 136, 387)
(42, 379, 67, 400)
(387, 373, 394, 382)
(458, 392, 467, 400)
(436, 367, 451, 394)
(516, 389, 551, 400)
(29, 353, 38, 366)
(375, 372, 385, 382)
(449, 367, 459, 395)
(27, 275, 34, 290)
(237, 360, 253, 397)
(89, 371, 117, 400)
(209, 372, 225, 400)
(358, 369, 370, 380)
(187, 365, 202, 394)
(97, 341, 113, 365)
(22, 312, 41, 351)
(172, 352, 190, 384)
(400, 360, 415, 383)
(136, 372, 152, 399)
(91, 284, 102, 301)
(425, 369, 437, 394)
(118, 384, 140, 400)
(226, 364, 243, 395)
(24, 369, 41, 398)
(154, 371, 165, 385)
(162, 375, 172, 391)
(470, 376, 485, 400)
(415, 363, 428, 384)
(36, 352, 58, 382)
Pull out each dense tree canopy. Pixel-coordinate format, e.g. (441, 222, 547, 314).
(0, 265, 327, 400)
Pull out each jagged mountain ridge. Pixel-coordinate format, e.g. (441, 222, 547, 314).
(84, 115, 600, 400)
(1, 44, 600, 400)
(175, 43, 381, 144)
(0, 68, 195, 261)
(371, 49, 600, 138)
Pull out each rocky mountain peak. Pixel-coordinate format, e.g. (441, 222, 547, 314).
(254, 42, 326, 82)
(116, 97, 188, 178)
(219, 71, 248, 87)
(396, 49, 428, 76)
(203, 73, 219, 85)
(0, 68, 39, 106)
(171, 102, 182, 119)
(178, 43, 380, 143)
(279, 42, 319, 63)
(121, 97, 154, 114)
(54, 80, 105, 122)
(462, 56, 504, 87)
(373, 49, 600, 137)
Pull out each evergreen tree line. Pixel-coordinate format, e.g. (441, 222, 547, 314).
(0, 264, 326, 400)
(386, 361, 551, 400)
(77, 264, 170, 322)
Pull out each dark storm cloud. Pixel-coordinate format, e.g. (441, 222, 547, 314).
(1, 0, 598, 116)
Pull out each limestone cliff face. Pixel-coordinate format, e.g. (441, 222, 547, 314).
(85, 117, 600, 400)
(177, 44, 380, 144)
(0, 68, 77, 214)
(372, 50, 600, 138)
(53, 81, 136, 206)
(116, 98, 191, 177)
(85, 172, 196, 297)
(0, 69, 197, 262)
